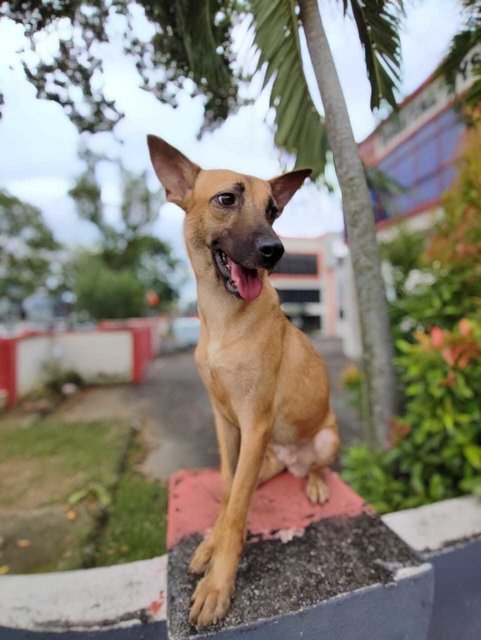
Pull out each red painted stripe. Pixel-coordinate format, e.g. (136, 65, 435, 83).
(167, 468, 366, 549)
(0, 338, 18, 407)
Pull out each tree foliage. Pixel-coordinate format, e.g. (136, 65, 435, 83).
(340, 0, 404, 110)
(0, 0, 239, 134)
(74, 252, 146, 319)
(69, 150, 180, 311)
(0, 189, 60, 299)
(343, 121, 481, 512)
(439, 0, 481, 116)
(0, 0, 404, 179)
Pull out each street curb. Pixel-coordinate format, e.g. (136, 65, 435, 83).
(0, 555, 167, 633)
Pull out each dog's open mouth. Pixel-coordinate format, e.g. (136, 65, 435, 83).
(213, 249, 263, 302)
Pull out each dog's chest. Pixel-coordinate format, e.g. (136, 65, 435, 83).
(197, 339, 263, 412)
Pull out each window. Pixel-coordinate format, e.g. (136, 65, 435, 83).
(273, 253, 318, 275)
(374, 106, 464, 221)
(277, 288, 321, 304)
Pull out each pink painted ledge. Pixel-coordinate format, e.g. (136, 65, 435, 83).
(167, 468, 367, 549)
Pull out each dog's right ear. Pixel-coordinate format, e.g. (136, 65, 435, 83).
(147, 135, 200, 208)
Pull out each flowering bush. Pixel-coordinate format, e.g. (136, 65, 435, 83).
(343, 319, 481, 513)
(341, 364, 363, 412)
(383, 124, 481, 345)
(342, 125, 481, 513)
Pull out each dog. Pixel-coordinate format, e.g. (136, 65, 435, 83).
(147, 135, 340, 628)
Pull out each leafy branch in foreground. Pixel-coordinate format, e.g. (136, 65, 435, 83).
(439, 0, 481, 116)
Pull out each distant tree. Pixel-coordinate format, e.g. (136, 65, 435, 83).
(0, 189, 60, 300)
(69, 150, 180, 310)
(74, 253, 146, 320)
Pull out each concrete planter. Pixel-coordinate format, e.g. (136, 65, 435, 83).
(167, 469, 434, 640)
(168, 519, 433, 640)
(383, 495, 481, 640)
(0, 472, 479, 640)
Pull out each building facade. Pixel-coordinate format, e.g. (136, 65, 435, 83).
(269, 234, 348, 338)
(338, 47, 481, 359)
(359, 45, 480, 242)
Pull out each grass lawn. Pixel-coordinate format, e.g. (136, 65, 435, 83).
(0, 417, 167, 573)
(93, 441, 168, 566)
(0, 419, 130, 509)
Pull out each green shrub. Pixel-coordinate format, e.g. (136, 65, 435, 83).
(341, 363, 363, 413)
(343, 126, 481, 513)
(343, 320, 481, 513)
(74, 254, 146, 320)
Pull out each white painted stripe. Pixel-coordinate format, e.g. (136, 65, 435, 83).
(0, 554, 167, 631)
(383, 496, 481, 553)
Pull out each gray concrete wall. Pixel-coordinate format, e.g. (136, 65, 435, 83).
(427, 539, 481, 640)
(383, 496, 481, 640)
(179, 565, 433, 640)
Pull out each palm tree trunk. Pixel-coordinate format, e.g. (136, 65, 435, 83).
(299, 0, 398, 447)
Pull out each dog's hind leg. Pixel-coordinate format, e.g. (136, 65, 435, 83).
(306, 410, 339, 504)
(189, 406, 239, 575)
(257, 445, 285, 486)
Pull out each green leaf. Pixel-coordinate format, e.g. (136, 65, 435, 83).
(437, 1, 481, 110)
(429, 474, 445, 501)
(68, 482, 112, 508)
(249, 0, 328, 178)
(464, 444, 481, 469)
(344, 0, 404, 109)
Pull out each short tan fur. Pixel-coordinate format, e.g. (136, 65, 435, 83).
(147, 135, 340, 628)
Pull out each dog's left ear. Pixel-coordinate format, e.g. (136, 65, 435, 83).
(269, 168, 312, 211)
(147, 134, 200, 208)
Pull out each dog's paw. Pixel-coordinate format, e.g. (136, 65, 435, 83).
(189, 538, 216, 575)
(189, 573, 233, 628)
(306, 472, 329, 504)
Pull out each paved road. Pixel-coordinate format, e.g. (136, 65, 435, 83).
(57, 337, 361, 480)
(139, 337, 361, 479)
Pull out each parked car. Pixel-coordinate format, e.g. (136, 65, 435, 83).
(170, 316, 201, 349)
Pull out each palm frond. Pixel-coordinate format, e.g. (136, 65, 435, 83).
(342, 0, 404, 110)
(438, 2, 481, 111)
(249, 0, 328, 178)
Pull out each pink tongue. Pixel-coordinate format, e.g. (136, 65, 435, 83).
(230, 261, 262, 301)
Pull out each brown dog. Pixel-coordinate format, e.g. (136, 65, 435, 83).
(147, 135, 340, 628)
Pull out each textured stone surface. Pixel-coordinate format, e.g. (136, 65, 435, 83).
(168, 514, 427, 639)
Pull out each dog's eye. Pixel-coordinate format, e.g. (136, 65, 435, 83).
(216, 193, 236, 207)
(267, 202, 279, 223)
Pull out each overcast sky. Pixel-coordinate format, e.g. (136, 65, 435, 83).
(0, 0, 464, 302)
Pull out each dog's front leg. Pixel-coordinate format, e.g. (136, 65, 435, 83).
(190, 406, 239, 575)
(189, 419, 271, 628)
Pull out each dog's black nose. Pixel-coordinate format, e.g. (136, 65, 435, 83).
(256, 237, 284, 267)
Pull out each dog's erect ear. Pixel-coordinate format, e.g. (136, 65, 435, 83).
(269, 168, 312, 211)
(147, 135, 200, 207)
